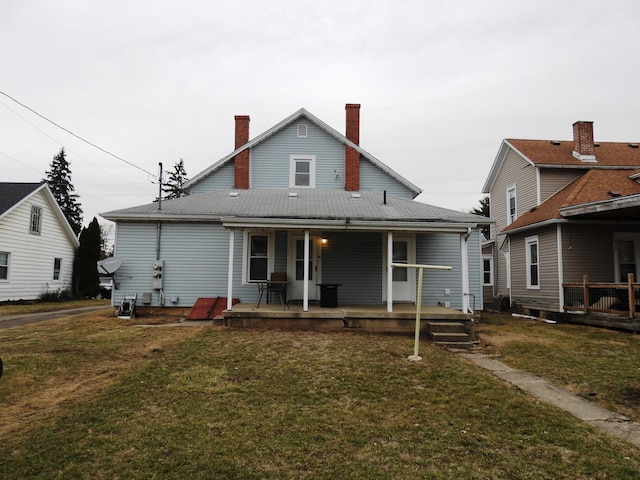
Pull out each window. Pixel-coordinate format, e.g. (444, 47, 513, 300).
(506, 186, 516, 225)
(290, 155, 315, 188)
(53, 258, 62, 281)
(482, 256, 493, 286)
(247, 233, 269, 282)
(0, 252, 9, 280)
(614, 234, 639, 282)
(297, 124, 307, 137)
(525, 236, 539, 289)
(30, 206, 42, 234)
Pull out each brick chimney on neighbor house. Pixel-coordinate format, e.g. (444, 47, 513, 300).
(572, 121, 596, 162)
(234, 115, 251, 189)
(345, 103, 361, 191)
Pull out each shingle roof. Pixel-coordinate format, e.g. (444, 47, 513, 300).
(507, 139, 640, 167)
(503, 169, 640, 232)
(0, 182, 42, 216)
(102, 188, 489, 228)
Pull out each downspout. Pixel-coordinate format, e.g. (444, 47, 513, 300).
(156, 220, 164, 306)
(461, 228, 471, 314)
(227, 228, 235, 311)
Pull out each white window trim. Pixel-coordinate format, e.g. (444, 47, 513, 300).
(506, 185, 516, 225)
(30, 205, 42, 234)
(297, 124, 308, 138)
(482, 255, 493, 286)
(53, 257, 62, 281)
(0, 251, 9, 281)
(289, 155, 316, 188)
(241, 231, 275, 285)
(525, 235, 540, 289)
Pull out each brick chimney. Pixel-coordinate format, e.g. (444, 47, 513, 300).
(345, 103, 361, 191)
(572, 121, 596, 162)
(234, 115, 250, 189)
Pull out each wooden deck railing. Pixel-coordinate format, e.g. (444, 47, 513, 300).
(563, 273, 640, 318)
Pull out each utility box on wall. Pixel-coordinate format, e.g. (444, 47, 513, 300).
(152, 260, 164, 290)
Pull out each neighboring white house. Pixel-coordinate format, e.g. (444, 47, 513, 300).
(0, 182, 79, 302)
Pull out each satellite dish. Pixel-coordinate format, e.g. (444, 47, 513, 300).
(97, 257, 123, 275)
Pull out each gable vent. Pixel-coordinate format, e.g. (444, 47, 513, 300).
(297, 124, 307, 137)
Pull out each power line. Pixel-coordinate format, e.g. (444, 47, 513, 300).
(0, 90, 157, 179)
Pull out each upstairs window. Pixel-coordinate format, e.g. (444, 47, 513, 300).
(53, 258, 62, 281)
(290, 155, 315, 188)
(30, 206, 42, 234)
(506, 186, 516, 225)
(0, 252, 9, 280)
(525, 236, 539, 289)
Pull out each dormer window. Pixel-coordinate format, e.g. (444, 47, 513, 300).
(290, 155, 315, 188)
(297, 124, 307, 138)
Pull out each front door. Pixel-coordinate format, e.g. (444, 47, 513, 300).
(384, 235, 415, 303)
(289, 235, 318, 301)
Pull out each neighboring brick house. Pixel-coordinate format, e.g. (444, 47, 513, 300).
(482, 121, 640, 317)
(102, 104, 489, 314)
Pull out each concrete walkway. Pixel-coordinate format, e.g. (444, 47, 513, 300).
(0, 306, 110, 329)
(458, 351, 640, 448)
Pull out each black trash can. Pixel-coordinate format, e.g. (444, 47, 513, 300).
(319, 284, 340, 308)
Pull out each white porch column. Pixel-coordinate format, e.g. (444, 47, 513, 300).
(303, 229, 310, 311)
(460, 231, 470, 314)
(226, 228, 235, 310)
(387, 231, 393, 312)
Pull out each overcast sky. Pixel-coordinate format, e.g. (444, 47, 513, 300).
(3, 0, 640, 229)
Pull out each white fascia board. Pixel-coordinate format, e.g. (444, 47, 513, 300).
(221, 217, 476, 233)
(501, 218, 565, 235)
(481, 140, 534, 193)
(559, 194, 640, 217)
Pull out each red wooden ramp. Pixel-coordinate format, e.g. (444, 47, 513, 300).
(186, 297, 239, 320)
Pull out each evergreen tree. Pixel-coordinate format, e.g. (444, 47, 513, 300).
(45, 148, 83, 235)
(162, 159, 189, 200)
(469, 196, 490, 238)
(73, 217, 101, 298)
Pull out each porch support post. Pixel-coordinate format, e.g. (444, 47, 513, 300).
(226, 228, 235, 310)
(387, 231, 393, 312)
(628, 273, 635, 319)
(303, 230, 310, 312)
(460, 230, 470, 314)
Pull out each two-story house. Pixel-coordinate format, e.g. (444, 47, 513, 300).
(102, 104, 488, 320)
(0, 182, 79, 301)
(483, 121, 640, 318)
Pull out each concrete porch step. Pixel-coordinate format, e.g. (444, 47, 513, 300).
(430, 331, 471, 343)
(426, 321, 467, 334)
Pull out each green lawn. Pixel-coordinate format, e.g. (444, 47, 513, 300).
(0, 307, 638, 479)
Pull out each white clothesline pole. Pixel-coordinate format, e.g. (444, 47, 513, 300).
(391, 263, 452, 362)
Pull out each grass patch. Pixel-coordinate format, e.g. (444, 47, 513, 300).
(0, 308, 639, 478)
(477, 312, 640, 420)
(0, 298, 110, 315)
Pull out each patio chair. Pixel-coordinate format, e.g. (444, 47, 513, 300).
(267, 272, 288, 308)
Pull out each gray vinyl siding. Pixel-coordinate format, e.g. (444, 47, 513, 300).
(490, 148, 537, 299)
(510, 226, 560, 312)
(359, 161, 415, 199)
(250, 120, 346, 189)
(416, 233, 463, 309)
(539, 169, 582, 202)
(321, 231, 383, 305)
(490, 148, 537, 237)
(114, 222, 242, 307)
(187, 162, 235, 195)
(561, 224, 640, 283)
